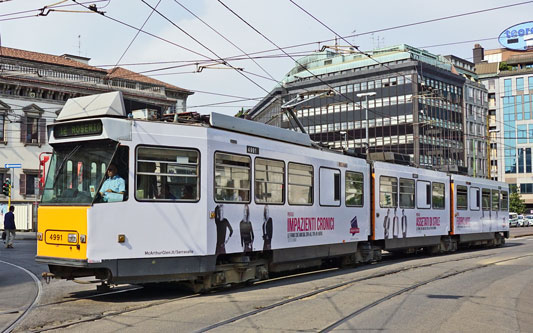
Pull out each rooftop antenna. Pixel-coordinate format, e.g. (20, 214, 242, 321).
(78, 35, 81, 56)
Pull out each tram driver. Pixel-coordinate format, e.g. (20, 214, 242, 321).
(99, 163, 126, 202)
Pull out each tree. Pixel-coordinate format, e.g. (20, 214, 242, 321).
(510, 191, 525, 214)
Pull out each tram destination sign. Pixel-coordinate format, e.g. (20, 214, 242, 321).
(54, 120, 103, 138)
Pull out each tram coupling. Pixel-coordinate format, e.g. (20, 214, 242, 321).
(42, 272, 55, 284)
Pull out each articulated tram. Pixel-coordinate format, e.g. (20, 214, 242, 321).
(37, 92, 509, 291)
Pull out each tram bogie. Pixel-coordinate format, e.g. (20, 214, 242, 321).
(36, 92, 509, 290)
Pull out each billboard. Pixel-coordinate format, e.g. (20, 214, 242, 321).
(499, 22, 533, 51)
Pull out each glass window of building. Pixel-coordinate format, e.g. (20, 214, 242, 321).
(517, 77, 524, 91)
(504, 79, 512, 96)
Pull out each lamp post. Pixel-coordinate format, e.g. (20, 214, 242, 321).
(357, 92, 376, 158)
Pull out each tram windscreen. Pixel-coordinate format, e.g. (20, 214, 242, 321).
(41, 141, 118, 204)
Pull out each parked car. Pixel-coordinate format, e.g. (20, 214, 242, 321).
(509, 213, 518, 227)
(517, 215, 526, 227)
(526, 215, 533, 227)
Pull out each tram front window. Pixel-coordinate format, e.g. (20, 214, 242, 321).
(41, 141, 119, 204)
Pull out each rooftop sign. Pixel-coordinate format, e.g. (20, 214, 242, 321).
(498, 22, 533, 51)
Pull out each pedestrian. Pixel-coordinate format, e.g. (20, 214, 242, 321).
(4, 206, 16, 249)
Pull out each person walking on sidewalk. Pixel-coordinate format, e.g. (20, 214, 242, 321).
(4, 206, 16, 249)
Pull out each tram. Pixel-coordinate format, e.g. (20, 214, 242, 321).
(37, 92, 509, 291)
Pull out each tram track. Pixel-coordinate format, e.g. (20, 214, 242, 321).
(22, 248, 509, 332)
(194, 250, 506, 332)
(0, 260, 42, 333)
(319, 253, 533, 332)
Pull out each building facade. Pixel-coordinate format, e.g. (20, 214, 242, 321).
(475, 44, 533, 208)
(251, 45, 486, 173)
(0, 47, 192, 230)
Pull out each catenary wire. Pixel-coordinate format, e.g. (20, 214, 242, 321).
(139, 0, 270, 94)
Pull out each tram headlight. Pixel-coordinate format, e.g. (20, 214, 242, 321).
(37, 232, 43, 241)
(68, 233, 78, 243)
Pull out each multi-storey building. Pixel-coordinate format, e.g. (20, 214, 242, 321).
(251, 44, 483, 174)
(475, 43, 533, 208)
(0, 47, 192, 230)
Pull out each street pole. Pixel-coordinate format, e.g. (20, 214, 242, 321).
(357, 92, 376, 158)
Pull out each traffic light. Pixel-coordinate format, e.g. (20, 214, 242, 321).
(2, 179, 11, 196)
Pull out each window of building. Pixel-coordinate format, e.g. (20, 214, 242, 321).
(0, 114, 5, 143)
(399, 178, 415, 209)
(19, 169, 39, 196)
(136, 146, 199, 201)
(504, 79, 512, 96)
(528, 76, 533, 91)
(20, 104, 45, 146)
(456, 185, 468, 210)
(527, 148, 532, 173)
(432, 182, 445, 209)
(288, 163, 313, 205)
(0, 169, 8, 195)
(345, 171, 364, 207)
(517, 77, 524, 91)
(379, 176, 398, 208)
(255, 158, 284, 204)
(214, 152, 250, 203)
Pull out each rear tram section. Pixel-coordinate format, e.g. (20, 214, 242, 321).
(37, 92, 509, 291)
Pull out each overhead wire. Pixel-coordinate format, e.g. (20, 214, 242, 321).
(139, 0, 270, 94)
(113, 0, 161, 67)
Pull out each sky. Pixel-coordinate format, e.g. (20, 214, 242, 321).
(1, 0, 532, 115)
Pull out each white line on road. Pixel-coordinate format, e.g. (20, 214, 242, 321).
(0, 259, 43, 333)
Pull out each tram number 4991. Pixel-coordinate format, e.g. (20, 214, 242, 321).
(49, 233, 63, 241)
(247, 145, 259, 154)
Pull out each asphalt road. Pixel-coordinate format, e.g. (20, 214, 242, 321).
(3, 232, 533, 332)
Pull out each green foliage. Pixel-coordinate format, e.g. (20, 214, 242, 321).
(499, 61, 511, 71)
(510, 191, 525, 214)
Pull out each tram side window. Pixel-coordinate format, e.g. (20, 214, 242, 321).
(456, 185, 468, 210)
(482, 188, 491, 211)
(416, 180, 431, 209)
(319, 167, 340, 206)
(491, 190, 500, 211)
(501, 190, 509, 211)
(255, 158, 284, 204)
(136, 146, 199, 201)
(288, 163, 313, 205)
(215, 152, 250, 203)
(380, 176, 398, 208)
(345, 171, 364, 207)
(432, 182, 445, 209)
(399, 178, 415, 209)
(470, 187, 480, 211)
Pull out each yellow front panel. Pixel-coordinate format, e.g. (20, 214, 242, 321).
(37, 206, 88, 260)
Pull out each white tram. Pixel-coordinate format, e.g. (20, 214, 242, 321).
(37, 92, 509, 290)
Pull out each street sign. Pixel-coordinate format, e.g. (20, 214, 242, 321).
(4, 164, 21, 168)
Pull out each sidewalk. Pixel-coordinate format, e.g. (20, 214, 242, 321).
(2, 231, 36, 240)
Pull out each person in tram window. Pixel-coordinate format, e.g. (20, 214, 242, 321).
(215, 205, 233, 254)
(240, 204, 254, 253)
(99, 163, 125, 202)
